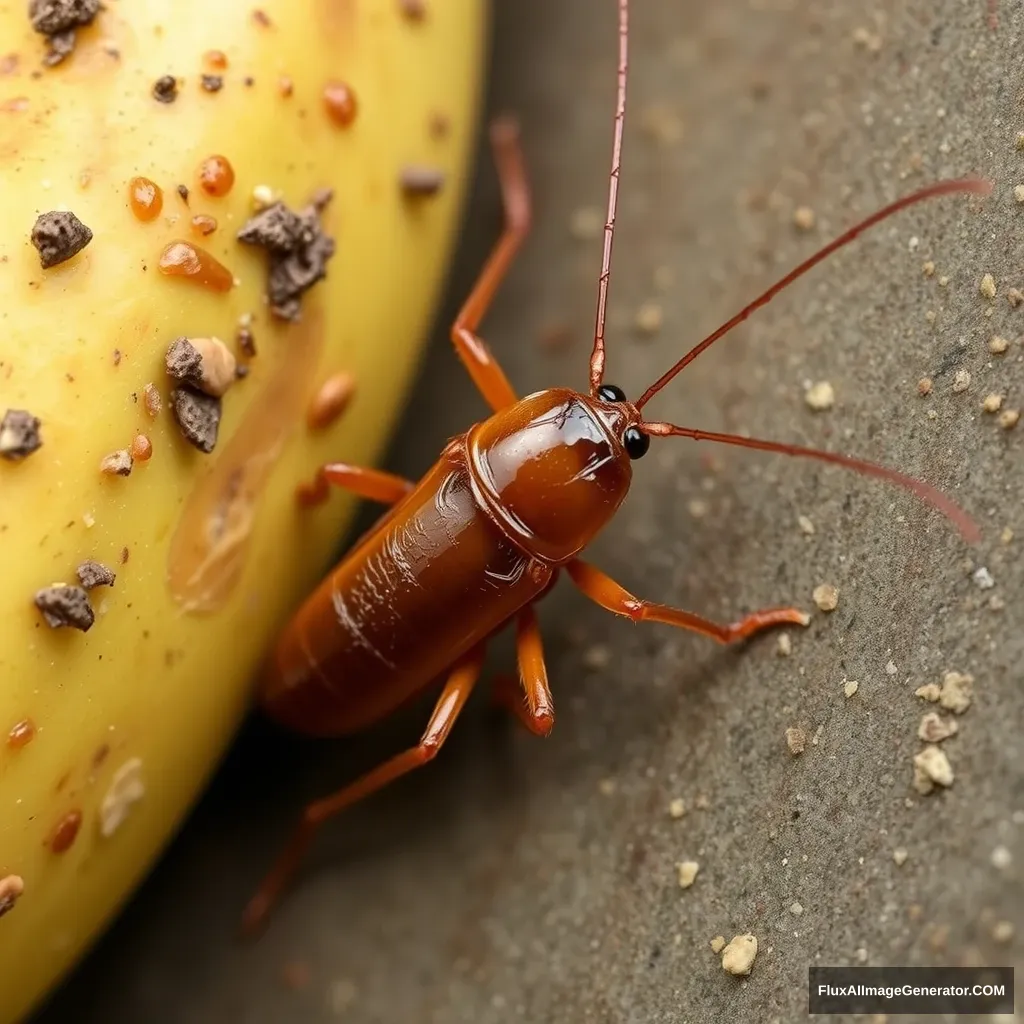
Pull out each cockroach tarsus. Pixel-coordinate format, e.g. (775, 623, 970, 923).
(240, 0, 990, 935)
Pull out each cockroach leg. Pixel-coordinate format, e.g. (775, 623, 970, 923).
(296, 463, 415, 508)
(493, 606, 555, 736)
(566, 559, 810, 645)
(240, 644, 486, 937)
(449, 117, 532, 412)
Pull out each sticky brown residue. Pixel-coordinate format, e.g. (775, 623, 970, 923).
(323, 81, 357, 127)
(7, 718, 36, 749)
(129, 176, 163, 221)
(197, 154, 235, 197)
(203, 49, 228, 69)
(0, 875, 24, 918)
(49, 810, 82, 853)
(168, 309, 325, 611)
(158, 241, 234, 292)
(131, 433, 153, 461)
(307, 371, 355, 430)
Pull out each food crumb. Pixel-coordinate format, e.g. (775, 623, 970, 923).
(1008, 287, 1024, 307)
(912, 745, 954, 794)
(598, 778, 617, 797)
(570, 206, 604, 241)
(917, 377, 933, 396)
(979, 273, 997, 299)
(399, 165, 445, 197)
(152, 75, 178, 103)
(972, 566, 995, 590)
(992, 920, 1015, 944)
(34, 584, 93, 631)
(797, 514, 815, 535)
(0, 875, 25, 918)
(790, 902, 804, 916)
(785, 726, 806, 754)
(710, 935, 726, 954)
(676, 861, 699, 889)
(843, 679, 859, 699)
(918, 712, 958, 743)
(166, 336, 237, 397)
(988, 335, 1009, 354)
(31, 211, 92, 268)
(200, 73, 223, 92)
(998, 408, 1020, 430)
(915, 683, 941, 703)
(76, 560, 115, 589)
(1016, 185, 1024, 204)
(308, 372, 356, 431)
(804, 381, 835, 410)
(951, 368, 971, 393)
(99, 449, 133, 476)
(922, 260, 935, 276)
(793, 206, 815, 230)
(99, 758, 145, 837)
(938, 671, 973, 714)
(687, 498, 708, 518)
(0, 409, 42, 460)
(982, 393, 1003, 413)
(721, 934, 758, 976)
(991, 845, 1012, 870)
(634, 301, 663, 336)
(668, 798, 686, 819)
(776, 632, 792, 657)
(812, 583, 839, 611)
(583, 644, 611, 670)
(893, 848, 908, 867)
(170, 387, 221, 453)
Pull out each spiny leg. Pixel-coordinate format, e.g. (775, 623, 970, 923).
(566, 559, 809, 644)
(450, 117, 531, 412)
(492, 605, 555, 736)
(240, 645, 485, 936)
(297, 463, 415, 508)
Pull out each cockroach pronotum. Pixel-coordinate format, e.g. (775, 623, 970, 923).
(241, 0, 990, 933)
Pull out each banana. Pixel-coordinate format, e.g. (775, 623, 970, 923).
(0, 1, 485, 1019)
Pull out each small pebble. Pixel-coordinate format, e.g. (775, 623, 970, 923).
(804, 381, 835, 410)
(917, 377, 933, 396)
(988, 335, 1009, 355)
(776, 633, 792, 657)
(797, 514, 815, 535)
(939, 671, 973, 714)
(893, 848, 908, 867)
(721, 934, 758, 976)
(34, 583, 93, 631)
(0, 409, 42, 460)
(952, 369, 971, 393)
(813, 584, 839, 611)
(979, 273, 997, 299)
(972, 566, 995, 590)
(793, 206, 815, 230)
(676, 861, 699, 889)
(922, 260, 936, 276)
(785, 726, 806, 754)
(790, 902, 804, 916)
(998, 408, 1020, 430)
(170, 387, 221, 453)
(844, 680, 859, 699)
(982, 393, 1003, 413)
(710, 936, 726, 954)
(668, 798, 686, 819)
(31, 210, 92, 268)
(76, 560, 115, 589)
(1008, 287, 1024, 307)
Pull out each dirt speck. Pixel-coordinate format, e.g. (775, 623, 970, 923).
(99, 449, 133, 476)
(634, 301, 663, 336)
(34, 583, 93, 631)
(952, 368, 971, 393)
(0, 409, 42, 460)
(76, 559, 115, 589)
(152, 75, 178, 103)
(982, 393, 1003, 413)
(844, 679, 859, 699)
(668, 798, 686, 819)
(710, 935, 726, 954)
(170, 387, 221, 453)
(31, 210, 92, 268)
(893, 848, 909, 866)
(785, 726, 806, 754)
(777, 632, 793, 656)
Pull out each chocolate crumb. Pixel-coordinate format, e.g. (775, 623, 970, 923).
(31, 210, 92, 269)
(252, 9, 272, 27)
(29, 0, 99, 65)
(243, 75, 254, 87)
(400, 165, 445, 197)
(176, 184, 189, 204)
(170, 386, 221, 452)
(237, 195, 335, 321)
(165, 336, 203, 384)
(153, 75, 178, 103)
(76, 559, 115, 589)
(0, 409, 42, 460)
(200, 74, 223, 92)
(34, 583, 94, 631)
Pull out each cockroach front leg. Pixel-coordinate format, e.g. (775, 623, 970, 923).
(450, 117, 531, 412)
(297, 462, 415, 508)
(241, 644, 486, 937)
(493, 605, 555, 736)
(566, 559, 810, 644)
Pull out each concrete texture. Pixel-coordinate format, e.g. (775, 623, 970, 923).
(34, 1, 1022, 1021)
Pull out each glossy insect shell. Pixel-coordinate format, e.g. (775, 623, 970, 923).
(259, 387, 632, 736)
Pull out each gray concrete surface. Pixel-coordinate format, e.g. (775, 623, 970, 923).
(34, 1, 1023, 1022)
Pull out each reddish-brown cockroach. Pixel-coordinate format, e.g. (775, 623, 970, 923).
(242, 0, 989, 933)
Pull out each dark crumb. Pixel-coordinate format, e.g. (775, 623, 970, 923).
(152, 74, 178, 103)
(119, 545, 129, 564)
(165, 336, 203, 384)
(400, 165, 445, 197)
(399, 0, 426, 20)
(252, 9, 272, 27)
(311, 187, 334, 213)
(428, 111, 450, 139)
(1, 409, 42, 460)
(200, 74, 223, 92)
(112, 348, 121, 366)
(176, 183, 190, 204)
(29, 0, 99, 65)
(31, 210, 92, 269)
(76, 559, 115, 589)
(236, 325, 256, 356)
(170, 386, 221, 452)
(50, 810, 82, 853)
(237, 194, 336, 321)
(235, 364, 250, 379)
(243, 75, 254, 87)
(35, 583, 94, 631)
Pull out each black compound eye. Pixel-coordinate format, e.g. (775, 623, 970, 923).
(623, 425, 650, 460)
(598, 383, 627, 403)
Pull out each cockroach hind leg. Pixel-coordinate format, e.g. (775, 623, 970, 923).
(296, 463, 415, 508)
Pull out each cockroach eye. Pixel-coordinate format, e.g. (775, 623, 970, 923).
(598, 383, 627, 403)
(623, 425, 650, 459)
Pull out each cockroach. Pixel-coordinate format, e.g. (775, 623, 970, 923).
(241, 0, 989, 934)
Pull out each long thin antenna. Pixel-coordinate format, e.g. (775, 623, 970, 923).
(641, 420, 980, 543)
(588, 0, 629, 396)
(634, 177, 992, 410)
